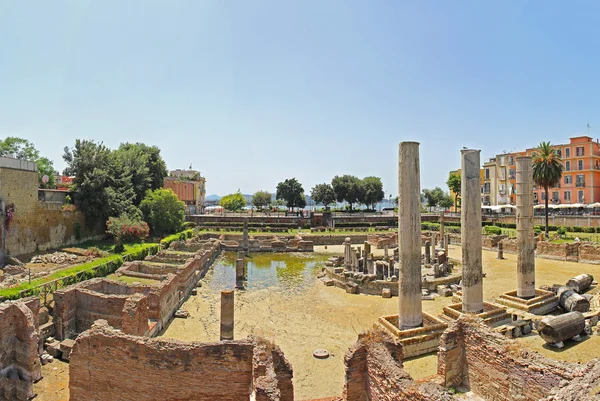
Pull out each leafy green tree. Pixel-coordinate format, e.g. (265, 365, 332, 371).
(140, 188, 186, 236)
(252, 191, 272, 211)
(532, 141, 564, 237)
(361, 176, 384, 209)
(438, 193, 454, 210)
(331, 175, 362, 210)
(422, 187, 446, 211)
(0, 137, 57, 188)
(310, 183, 336, 209)
(114, 143, 168, 205)
(220, 190, 247, 212)
(63, 140, 139, 223)
(276, 178, 305, 210)
(446, 173, 461, 212)
(0, 137, 39, 160)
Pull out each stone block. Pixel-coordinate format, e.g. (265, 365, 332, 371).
(323, 278, 334, 286)
(46, 340, 62, 358)
(345, 283, 359, 294)
(382, 289, 392, 298)
(60, 339, 76, 361)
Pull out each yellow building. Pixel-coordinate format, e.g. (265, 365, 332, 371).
(448, 168, 485, 211)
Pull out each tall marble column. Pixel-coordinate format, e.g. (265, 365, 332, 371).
(398, 142, 423, 329)
(461, 149, 483, 313)
(516, 156, 536, 298)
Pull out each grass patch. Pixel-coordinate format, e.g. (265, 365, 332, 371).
(0, 243, 159, 300)
(106, 274, 158, 285)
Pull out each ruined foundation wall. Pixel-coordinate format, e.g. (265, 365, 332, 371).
(536, 241, 579, 262)
(252, 338, 294, 401)
(576, 243, 600, 264)
(343, 335, 452, 401)
(70, 321, 256, 401)
(438, 317, 585, 401)
(0, 302, 42, 401)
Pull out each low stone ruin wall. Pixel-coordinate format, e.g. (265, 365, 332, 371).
(482, 235, 507, 250)
(577, 243, 600, 264)
(499, 238, 518, 254)
(53, 279, 159, 340)
(437, 316, 588, 401)
(536, 241, 580, 262)
(0, 301, 42, 401)
(69, 320, 294, 401)
(343, 332, 453, 401)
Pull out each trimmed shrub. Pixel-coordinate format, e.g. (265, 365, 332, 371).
(484, 226, 502, 235)
(106, 215, 150, 244)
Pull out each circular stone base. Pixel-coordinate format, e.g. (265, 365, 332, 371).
(313, 349, 329, 359)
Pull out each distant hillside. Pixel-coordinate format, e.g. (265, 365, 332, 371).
(205, 194, 221, 201)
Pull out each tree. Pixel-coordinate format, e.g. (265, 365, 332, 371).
(310, 183, 336, 209)
(331, 175, 362, 210)
(140, 188, 186, 236)
(532, 142, 564, 237)
(361, 176, 384, 209)
(438, 193, 454, 210)
(422, 187, 446, 211)
(0, 137, 57, 188)
(276, 178, 305, 210)
(0, 137, 39, 160)
(114, 143, 168, 205)
(252, 191, 272, 211)
(446, 173, 461, 212)
(63, 139, 139, 223)
(220, 191, 247, 212)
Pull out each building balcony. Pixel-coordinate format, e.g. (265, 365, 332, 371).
(576, 182, 585, 187)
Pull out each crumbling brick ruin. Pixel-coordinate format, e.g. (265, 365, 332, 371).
(437, 316, 594, 401)
(53, 238, 221, 340)
(0, 301, 42, 401)
(343, 331, 453, 401)
(69, 320, 294, 401)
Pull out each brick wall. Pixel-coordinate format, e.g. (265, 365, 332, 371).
(578, 243, 600, 264)
(70, 321, 256, 401)
(0, 166, 103, 257)
(343, 333, 452, 401)
(438, 317, 585, 401)
(0, 301, 41, 401)
(536, 241, 580, 261)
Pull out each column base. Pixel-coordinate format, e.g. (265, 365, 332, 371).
(377, 313, 447, 358)
(440, 301, 511, 327)
(496, 289, 558, 315)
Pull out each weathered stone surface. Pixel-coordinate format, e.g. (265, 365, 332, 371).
(381, 288, 392, 298)
(69, 321, 257, 401)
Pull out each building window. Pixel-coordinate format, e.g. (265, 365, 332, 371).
(541, 192, 546, 200)
(484, 182, 490, 193)
(565, 161, 571, 171)
(576, 174, 585, 187)
(556, 149, 562, 157)
(509, 156, 515, 166)
(509, 169, 516, 180)
(576, 146, 585, 156)
(578, 160, 584, 170)
(485, 168, 490, 179)
(564, 175, 572, 184)
(565, 148, 570, 158)
(564, 191, 571, 201)
(552, 191, 559, 201)
(578, 190, 584, 203)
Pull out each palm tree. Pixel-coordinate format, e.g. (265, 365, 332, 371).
(532, 141, 564, 237)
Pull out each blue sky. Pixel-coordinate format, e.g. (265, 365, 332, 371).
(1, 1, 599, 197)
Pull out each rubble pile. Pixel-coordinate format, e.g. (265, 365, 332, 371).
(31, 252, 78, 264)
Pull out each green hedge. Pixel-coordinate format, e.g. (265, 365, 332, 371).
(160, 229, 194, 248)
(0, 243, 159, 301)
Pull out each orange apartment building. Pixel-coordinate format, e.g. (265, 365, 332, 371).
(477, 136, 600, 206)
(163, 169, 206, 214)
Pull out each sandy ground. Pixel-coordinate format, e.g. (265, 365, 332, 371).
(36, 243, 600, 401)
(33, 360, 70, 401)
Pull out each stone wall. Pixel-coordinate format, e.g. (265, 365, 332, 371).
(437, 316, 586, 401)
(0, 301, 41, 401)
(536, 241, 580, 262)
(0, 165, 102, 257)
(343, 332, 452, 401)
(70, 320, 256, 401)
(579, 243, 600, 264)
(499, 238, 518, 254)
(70, 321, 294, 401)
